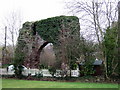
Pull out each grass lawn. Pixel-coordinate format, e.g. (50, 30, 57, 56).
(2, 79, 119, 88)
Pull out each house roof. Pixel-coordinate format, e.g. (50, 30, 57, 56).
(79, 60, 103, 65)
(93, 60, 102, 65)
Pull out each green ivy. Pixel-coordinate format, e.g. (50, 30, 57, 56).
(48, 66, 56, 77)
(80, 59, 95, 76)
(34, 16, 80, 44)
(14, 16, 80, 78)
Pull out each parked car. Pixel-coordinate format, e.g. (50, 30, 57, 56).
(7, 65, 27, 72)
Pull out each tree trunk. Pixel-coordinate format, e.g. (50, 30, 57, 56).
(2, 26, 7, 65)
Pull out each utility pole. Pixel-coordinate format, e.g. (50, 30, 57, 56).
(117, 1, 120, 76)
(2, 26, 7, 64)
(5, 26, 7, 48)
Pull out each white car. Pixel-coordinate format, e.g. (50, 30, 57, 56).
(7, 65, 27, 72)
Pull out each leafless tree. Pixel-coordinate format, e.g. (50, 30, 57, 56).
(2, 26, 7, 64)
(40, 44, 56, 67)
(66, 0, 118, 42)
(65, 0, 118, 78)
(3, 11, 22, 57)
(1, 10, 23, 65)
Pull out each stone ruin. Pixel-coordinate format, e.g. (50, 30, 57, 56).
(14, 16, 80, 69)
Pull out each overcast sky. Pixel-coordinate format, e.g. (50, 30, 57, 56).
(0, 0, 93, 46)
(0, 0, 68, 45)
(0, 0, 66, 22)
(0, 0, 118, 45)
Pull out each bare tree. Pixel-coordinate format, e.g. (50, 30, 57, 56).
(2, 26, 7, 64)
(65, 0, 118, 78)
(66, 0, 118, 42)
(3, 11, 22, 58)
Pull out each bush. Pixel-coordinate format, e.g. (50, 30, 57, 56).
(34, 72, 43, 78)
(14, 65, 25, 79)
(80, 64, 95, 76)
(48, 67, 56, 77)
(39, 64, 48, 69)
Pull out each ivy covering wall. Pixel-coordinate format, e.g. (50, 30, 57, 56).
(34, 16, 80, 44)
(14, 16, 80, 78)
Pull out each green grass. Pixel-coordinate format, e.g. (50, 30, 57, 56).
(2, 79, 118, 88)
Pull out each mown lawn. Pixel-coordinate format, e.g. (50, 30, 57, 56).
(2, 79, 118, 88)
